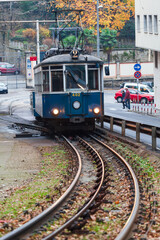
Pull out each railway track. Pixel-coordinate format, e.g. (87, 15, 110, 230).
(0, 115, 159, 239)
(0, 115, 49, 135)
(0, 131, 141, 240)
(92, 131, 159, 240)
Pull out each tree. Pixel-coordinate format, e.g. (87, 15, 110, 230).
(118, 19, 135, 40)
(49, 0, 135, 31)
(22, 29, 36, 40)
(63, 35, 76, 48)
(43, 38, 54, 49)
(40, 27, 51, 39)
(83, 28, 96, 46)
(100, 28, 117, 63)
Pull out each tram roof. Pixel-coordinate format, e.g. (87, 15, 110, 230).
(35, 54, 103, 69)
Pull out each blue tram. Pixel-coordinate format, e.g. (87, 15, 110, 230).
(32, 49, 104, 132)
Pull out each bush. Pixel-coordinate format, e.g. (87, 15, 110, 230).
(22, 28, 36, 40)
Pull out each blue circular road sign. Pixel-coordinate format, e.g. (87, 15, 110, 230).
(134, 63, 141, 71)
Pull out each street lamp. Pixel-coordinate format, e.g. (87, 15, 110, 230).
(97, 0, 103, 58)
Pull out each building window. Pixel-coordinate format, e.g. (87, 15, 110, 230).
(144, 15, 147, 33)
(154, 15, 158, 34)
(155, 51, 158, 69)
(149, 15, 153, 33)
(137, 15, 140, 32)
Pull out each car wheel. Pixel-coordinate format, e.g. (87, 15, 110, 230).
(15, 70, 19, 75)
(117, 97, 122, 103)
(141, 98, 147, 104)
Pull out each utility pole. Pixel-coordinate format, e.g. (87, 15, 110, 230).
(97, 0, 100, 58)
(36, 20, 40, 64)
(97, 0, 103, 58)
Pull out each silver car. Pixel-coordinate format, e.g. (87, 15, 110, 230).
(0, 82, 8, 94)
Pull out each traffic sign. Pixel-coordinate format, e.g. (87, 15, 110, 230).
(134, 63, 141, 71)
(30, 56, 37, 61)
(134, 71, 141, 79)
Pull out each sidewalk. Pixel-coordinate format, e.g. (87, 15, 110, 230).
(104, 89, 160, 128)
(108, 107, 160, 128)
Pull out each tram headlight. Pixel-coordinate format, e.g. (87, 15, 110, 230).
(93, 107, 100, 114)
(73, 101, 81, 109)
(51, 108, 59, 116)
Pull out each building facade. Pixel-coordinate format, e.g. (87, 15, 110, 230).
(135, 0, 160, 108)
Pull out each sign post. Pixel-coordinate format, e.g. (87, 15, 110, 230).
(134, 64, 142, 103)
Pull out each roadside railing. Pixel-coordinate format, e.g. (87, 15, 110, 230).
(131, 102, 157, 115)
(103, 115, 160, 151)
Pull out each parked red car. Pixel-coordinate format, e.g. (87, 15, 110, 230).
(0, 62, 20, 75)
(114, 88, 154, 104)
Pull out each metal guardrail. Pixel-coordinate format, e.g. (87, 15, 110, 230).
(103, 115, 160, 151)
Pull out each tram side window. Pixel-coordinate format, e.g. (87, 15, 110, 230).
(35, 72, 42, 92)
(43, 71, 49, 92)
(51, 71, 63, 92)
(88, 69, 98, 90)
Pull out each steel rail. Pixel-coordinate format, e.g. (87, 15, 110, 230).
(0, 116, 49, 133)
(89, 134, 140, 240)
(0, 135, 82, 240)
(43, 136, 105, 240)
(14, 122, 50, 133)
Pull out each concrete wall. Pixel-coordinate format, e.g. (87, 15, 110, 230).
(135, 0, 160, 51)
(103, 62, 153, 80)
(135, 0, 160, 109)
(92, 48, 153, 63)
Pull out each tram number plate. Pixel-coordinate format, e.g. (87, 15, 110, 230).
(72, 93, 80, 97)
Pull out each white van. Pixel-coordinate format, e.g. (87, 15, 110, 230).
(123, 83, 154, 95)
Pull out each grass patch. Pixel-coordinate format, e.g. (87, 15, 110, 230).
(0, 145, 69, 221)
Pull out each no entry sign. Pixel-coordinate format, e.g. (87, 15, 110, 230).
(134, 71, 141, 79)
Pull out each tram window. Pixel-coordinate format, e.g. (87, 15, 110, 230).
(51, 66, 63, 70)
(42, 66, 49, 70)
(43, 71, 49, 92)
(35, 72, 42, 92)
(88, 65, 96, 68)
(88, 70, 98, 90)
(51, 71, 63, 92)
(66, 65, 86, 90)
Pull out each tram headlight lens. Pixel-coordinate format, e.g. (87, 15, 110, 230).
(93, 107, 100, 114)
(73, 101, 81, 109)
(52, 108, 59, 116)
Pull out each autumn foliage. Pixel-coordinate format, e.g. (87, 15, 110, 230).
(40, 27, 50, 38)
(23, 28, 36, 40)
(22, 27, 51, 41)
(49, 0, 135, 31)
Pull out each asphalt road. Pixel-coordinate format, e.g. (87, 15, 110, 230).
(104, 90, 160, 150)
(0, 81, 159, 150)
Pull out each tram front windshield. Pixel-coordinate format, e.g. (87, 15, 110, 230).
(66, 65, 86, 90)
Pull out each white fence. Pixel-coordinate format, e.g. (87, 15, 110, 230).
(104, 62, 154, 79)
(131, 102, 157, 115)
